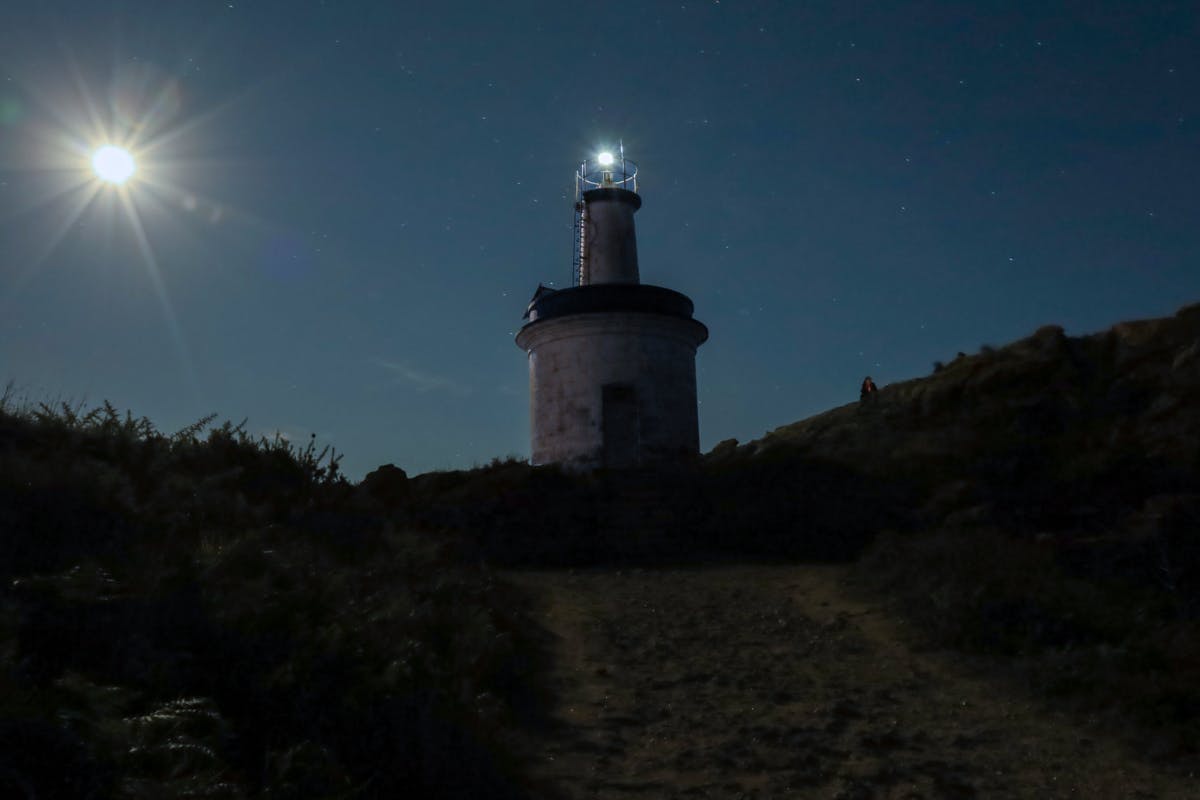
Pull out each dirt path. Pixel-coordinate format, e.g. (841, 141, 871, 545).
(506, 565, 1195, 799)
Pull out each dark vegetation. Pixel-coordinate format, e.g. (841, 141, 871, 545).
(0, 396, 550, 799)
(400, 453, 914, 566)
(3, 300, 1198, 794)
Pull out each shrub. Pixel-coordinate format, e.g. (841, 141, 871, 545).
(857, 529, 1112, 653)
(855, 528, 1200, 754)
(0, 399, 551, 798)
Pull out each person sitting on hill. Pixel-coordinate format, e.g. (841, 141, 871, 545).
(860, 376, 878, 402)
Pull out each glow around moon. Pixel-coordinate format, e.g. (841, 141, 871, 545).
(92, 145, 137, 184)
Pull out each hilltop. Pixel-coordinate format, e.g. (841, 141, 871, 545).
(1, 301, 1197, 797)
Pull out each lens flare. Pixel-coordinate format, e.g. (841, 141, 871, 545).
(597, 151, 614, 166)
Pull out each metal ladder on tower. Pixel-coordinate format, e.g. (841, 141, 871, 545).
(572, 199, 588, 286)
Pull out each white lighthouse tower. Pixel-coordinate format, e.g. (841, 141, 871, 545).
(515, 151, 708, 469)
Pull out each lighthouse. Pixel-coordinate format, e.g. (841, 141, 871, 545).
(515, 151, 708, 469)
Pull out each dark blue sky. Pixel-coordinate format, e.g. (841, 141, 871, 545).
(2, 1, 1197, 478)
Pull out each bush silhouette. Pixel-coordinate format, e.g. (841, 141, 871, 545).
(0, 400, 550, 798)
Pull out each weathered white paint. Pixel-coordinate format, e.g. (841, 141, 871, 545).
(515, 312, 707, 469)
(582, 189, 640, 284)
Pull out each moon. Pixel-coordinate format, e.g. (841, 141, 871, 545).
(91, 145, 136, 184)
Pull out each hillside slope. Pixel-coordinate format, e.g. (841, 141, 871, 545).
(720, 301, 1200, 541)
(410, 302, 1200, 777)
(495, 306, 1200, 795)
(695, 302, 1200, 759)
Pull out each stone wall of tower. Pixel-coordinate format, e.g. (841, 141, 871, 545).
(517, 312, 706, 469)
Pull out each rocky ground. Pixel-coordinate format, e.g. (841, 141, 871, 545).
(507, 565, 1197, 799)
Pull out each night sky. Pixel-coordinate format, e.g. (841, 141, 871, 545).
(2, 2, 1197, 479)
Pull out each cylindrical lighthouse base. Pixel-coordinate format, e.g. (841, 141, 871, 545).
(516, 311, 707, 469)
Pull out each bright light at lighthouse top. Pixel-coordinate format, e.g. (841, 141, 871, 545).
(577, 144, 637, 199)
